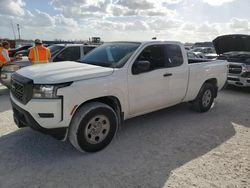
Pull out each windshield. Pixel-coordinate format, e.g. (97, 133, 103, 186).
(80, 42, 141, 68)
(48, 45, 64, 56)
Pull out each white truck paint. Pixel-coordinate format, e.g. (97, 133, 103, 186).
(213, 34, 250, 87)
(10, 41, 228, 152)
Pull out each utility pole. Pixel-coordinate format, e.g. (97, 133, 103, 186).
(11, 21, 16, 40)
(17, 24, 21, 40)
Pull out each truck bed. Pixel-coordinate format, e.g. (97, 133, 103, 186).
(184, 60, 228, 102)
(188, 58, 216, 64)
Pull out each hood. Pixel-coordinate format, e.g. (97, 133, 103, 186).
(16, 61, 114, 84)
(213, 34, 250, 54)
(8, 59, 31, 68)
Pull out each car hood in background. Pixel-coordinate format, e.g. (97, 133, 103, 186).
(8, 58, 32, 68)
(213, 34, 250, 54)
(16, 61, 114, 84)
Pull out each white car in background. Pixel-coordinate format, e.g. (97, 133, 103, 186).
(214, 34, 250, 87)
(190, 47, 217, 59)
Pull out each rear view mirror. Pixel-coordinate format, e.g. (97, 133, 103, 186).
(132, 60, 150, 74)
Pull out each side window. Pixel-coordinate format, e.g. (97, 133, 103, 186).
(83, 46, 95, 55)
(135, 45, 165, 71)
(54, 47, 80, 62)
(165, 44, 183, 67)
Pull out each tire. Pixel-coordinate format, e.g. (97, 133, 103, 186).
(69, 102, 118, 153)
(192, 83, 215, 113)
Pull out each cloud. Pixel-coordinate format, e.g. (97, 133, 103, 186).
(163, 0, 184, 4)
(229, 18, 249, 31)
(0, 0, 249, 43)
(54, 15, 78, 27)
(50, 0, 110, 18)
(202, 0, 235, 6)
(124, 20, 148, 31)
(148, 18, 182, 30)
(25, 10, 55, 27)
(0, 0, 25, 16)
(115, 0, 154, 10)
(50, 0, 175, 18)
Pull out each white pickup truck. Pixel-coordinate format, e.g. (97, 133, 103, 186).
(213, 34, 250, 87)
(10, 41, 228, 153)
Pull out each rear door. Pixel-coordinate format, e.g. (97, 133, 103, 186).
(53, 46, 81, 62)
(83, 46, 96, 55)
(163, 44, 189, 104)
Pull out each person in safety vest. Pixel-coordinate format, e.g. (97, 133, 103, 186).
(0, 41, 11, 70)
(0, 42, 2, 69)
(28, 39, 51, 64)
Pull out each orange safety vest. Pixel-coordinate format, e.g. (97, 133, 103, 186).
(0, 47, 7, 67)
(29, 45, 51, 64)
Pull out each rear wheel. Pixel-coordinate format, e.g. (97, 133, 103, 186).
(69, 102, 118, 153)
(192, 83, 215, 112)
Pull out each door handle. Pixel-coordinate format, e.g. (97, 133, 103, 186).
(163, 73, 172, 77)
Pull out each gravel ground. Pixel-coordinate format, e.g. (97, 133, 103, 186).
(0, 84, 249, 188)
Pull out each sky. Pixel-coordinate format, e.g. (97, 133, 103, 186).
(0, 0, 249, 43)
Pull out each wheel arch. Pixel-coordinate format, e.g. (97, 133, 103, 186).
(203, 78, 218, 98)
(73, 96, 124, 125)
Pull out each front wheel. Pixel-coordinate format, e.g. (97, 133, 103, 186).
(191, 83, 215, 113)
(69, 102, 118, 153)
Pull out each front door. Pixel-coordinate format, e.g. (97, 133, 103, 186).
(128, 44, 171, 115)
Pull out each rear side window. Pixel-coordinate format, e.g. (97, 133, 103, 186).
(165, 44, 183, 67)
(83, 46, 95, 55)
(136, 45, 165, 70)
(54, 46, 80, 62)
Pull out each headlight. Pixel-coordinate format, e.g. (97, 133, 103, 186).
(33, 85, 57, 98)
(33, 82, 72, 99)
(3, 65, 21, 72)
(242, 65, 250, 72)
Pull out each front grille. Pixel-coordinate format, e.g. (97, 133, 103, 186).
(228, 64, 242, 74)
(228, 77, 240, 82)
(11, 79, 25, 102)
(11, 73, 33, 104)
(227, 57, 245, 63)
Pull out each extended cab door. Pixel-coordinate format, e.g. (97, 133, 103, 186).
(83, 46, 96, 55)
(128, 44, 172, 115)
(163, 44, 189, 104)
(53, 46, 81, 62)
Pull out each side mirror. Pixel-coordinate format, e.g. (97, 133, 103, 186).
(132, 60, 150, 74)
(53, 54, 63, 62)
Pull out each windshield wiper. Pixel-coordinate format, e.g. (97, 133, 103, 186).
(78, 60, 111, 68)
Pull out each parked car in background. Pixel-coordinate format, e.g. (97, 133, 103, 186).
(190, 47, 217, 59)
(10, 41, 228, 153)
(192, 51, 205, 59)
(191, 47, 215, 54)
(187, 51, 202, 59)
(204, 53, 218, 59)
(0, 44, 97, 87)
(214, 34, 250, 87)
(8, 45, 32, 57)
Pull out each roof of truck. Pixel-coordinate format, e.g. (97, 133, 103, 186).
(53, 43, 98, 47)
(103, 41, 181, 45)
